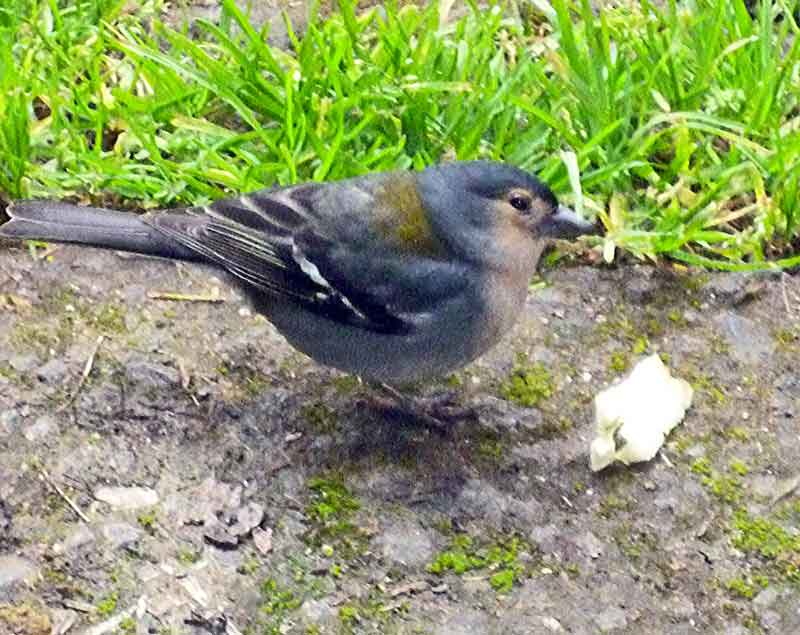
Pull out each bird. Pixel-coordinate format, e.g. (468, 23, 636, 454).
(0, 161, 595, 418)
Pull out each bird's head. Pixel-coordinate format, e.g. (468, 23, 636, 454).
(417, 161, 598, 267)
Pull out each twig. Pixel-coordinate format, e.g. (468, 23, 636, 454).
(39, 468, 90, 523)
(781, 273, 795, 319)
(177, 357, 201, 407)
(269, 458, 291, 475)
(177, 358, 191, 391)
(147, 289, 223, 303)
(58, 335, 104, 413)
(62, 599, 94, 613)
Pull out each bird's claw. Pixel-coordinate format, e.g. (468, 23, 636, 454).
(370, 384, 477, 431)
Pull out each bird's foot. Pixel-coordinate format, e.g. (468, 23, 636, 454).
(369, 383, 476, 431)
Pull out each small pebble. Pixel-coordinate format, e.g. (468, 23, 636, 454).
(253, 527, 273, 555)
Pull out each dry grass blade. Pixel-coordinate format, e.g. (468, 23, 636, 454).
(39, 468, 90, 523)
(147, 289, 223, 303)
(57, 335, 104, 413)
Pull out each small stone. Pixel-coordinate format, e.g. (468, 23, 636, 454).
(388, 580, 429, 597)
(62, 524, 96, 553)
(62, 599, 95, 613)
(100, 522, 142, 549)
(51, 609, 79, 635)
(0, 555, 38, 588)
(125, 358, 180, 389)
(575, 531, 604, 559)
(252, 527, 273, 555)
(594, 606, 628, 632)
(529, 524, 559, 553)
(203, 523, 239, 549)
(540, 616, 564, 632)
(183, 478, 242, 526)
(229, 502, 264, 536)
(94, 486, 159, 510)
(374, 519, 435, 568)
(35, 358, 68, 384)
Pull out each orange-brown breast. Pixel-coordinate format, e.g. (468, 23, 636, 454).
(464, 203, 542, 354)
(492, 201, 540, 277)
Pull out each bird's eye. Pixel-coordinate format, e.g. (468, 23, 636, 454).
(509, 193, 532, 212)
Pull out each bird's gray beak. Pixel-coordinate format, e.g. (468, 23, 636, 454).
(537, 205, 599, 239)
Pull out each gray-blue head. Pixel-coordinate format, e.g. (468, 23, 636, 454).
(416, 161, 597, 264)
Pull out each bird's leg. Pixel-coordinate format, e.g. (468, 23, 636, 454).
(371, 383, 475, 430)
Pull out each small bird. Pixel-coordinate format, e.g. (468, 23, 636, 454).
(0, 161, 594, 391)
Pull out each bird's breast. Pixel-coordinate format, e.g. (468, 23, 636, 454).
(471, 269, 530, 358)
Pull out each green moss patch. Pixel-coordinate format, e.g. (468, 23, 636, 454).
(427, 533, 533, 594)
(500, 356, 554, 408)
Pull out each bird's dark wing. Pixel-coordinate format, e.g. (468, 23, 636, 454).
(144, 179, 468, 335)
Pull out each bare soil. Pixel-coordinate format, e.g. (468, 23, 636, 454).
(1, 240, 799, 635)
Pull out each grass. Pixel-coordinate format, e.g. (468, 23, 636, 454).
(0, 0, 799, 269)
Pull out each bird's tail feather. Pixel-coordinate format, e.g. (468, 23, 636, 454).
(0, 200, 199, 261)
